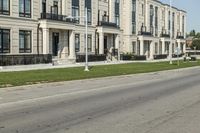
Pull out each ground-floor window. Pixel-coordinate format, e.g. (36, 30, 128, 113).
(155, 42, 158, 54)
(75, 34, 80, 52)
(87, 35, 92, 52)
(0, 29, 10, 53)
(132, 41, 136, 54)
(19, 30, 32, 53)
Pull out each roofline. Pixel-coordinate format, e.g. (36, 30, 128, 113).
(152, 0, 187, 13)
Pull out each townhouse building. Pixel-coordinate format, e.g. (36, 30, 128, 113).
(0, 0, 186, 66)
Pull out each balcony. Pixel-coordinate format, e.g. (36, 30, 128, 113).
(160, 33, 170, 38)
(138, 25, 153, 36)
(40, 13, 76, 23)
(138, 31, 152, 36)
(176, 32, 185, 39)
(98, 21, 119, 28)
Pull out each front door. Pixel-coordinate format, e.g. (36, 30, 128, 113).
(52, 32, 59, 56)
(104, 36, 108, 54)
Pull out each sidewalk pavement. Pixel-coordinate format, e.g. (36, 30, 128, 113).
(0, 58, 183, 72)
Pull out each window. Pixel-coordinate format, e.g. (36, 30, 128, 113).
(155, 7, 158, 36)
(182, 16, 185, 36)
(85, 0, 92, 25)
(19, 0, 31, 18)
(150, 5, 154, 34)
(75, 34, 80, 52)
(0, 0, 10, 15)
(132, 42, 136, 54)
(115, 0, 120, 26)
(42, 0, 46, 13)
(172, 12, 175, 38)
(0, 29, 10, 53)
(87, 35, 92, 52)
(51, 1, 58, 15)
(132, 0, 136, 34)
(72, 0, 79, 23)
(19, 30, 31, 53)
(141, 4, 144, 16)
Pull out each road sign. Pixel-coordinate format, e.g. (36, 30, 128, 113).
(175, 47, 180, 55)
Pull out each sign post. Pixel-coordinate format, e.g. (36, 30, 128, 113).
(175, 47, 180, 66)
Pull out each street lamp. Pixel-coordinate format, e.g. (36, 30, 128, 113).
(169, 0, 173, 64)
(68, 8, 89, 71)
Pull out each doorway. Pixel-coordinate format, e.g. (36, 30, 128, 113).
(52, 32, 59, 56)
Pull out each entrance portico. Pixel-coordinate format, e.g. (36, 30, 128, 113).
(138, 36, 159, 60)
(39, 19, 76, 62)
(97, 27, 120, 60)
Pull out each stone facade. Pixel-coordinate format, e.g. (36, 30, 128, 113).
(0, 0, 186, 65)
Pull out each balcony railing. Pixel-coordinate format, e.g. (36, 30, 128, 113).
(40, 13, 76, 23)
(138, 25, 153, 36)
(98, 21, 119, 28)
(177, 35, 184, 39)
(160, 33, 170, 38)
(138, 31, 153, 36)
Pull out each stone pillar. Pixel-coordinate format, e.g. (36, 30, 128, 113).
(150, 41, 154, 60)
(99, 32, 104, 54)
(42, 28, 49, 54)
(69, 30, 75, 60)
(61, 31, 69, 59)
(140, 40, 144, 55)
(162, 40, 165, 54)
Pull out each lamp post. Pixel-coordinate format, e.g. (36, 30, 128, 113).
(68, 8, 89, 71)
(169, 0, 173, 64)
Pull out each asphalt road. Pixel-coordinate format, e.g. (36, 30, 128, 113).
(1, 67, 200, 133)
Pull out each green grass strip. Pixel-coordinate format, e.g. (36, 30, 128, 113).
(0, 60, 199, 88)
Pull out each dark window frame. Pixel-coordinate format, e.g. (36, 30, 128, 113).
(19, 30, 32, 53)
(0, 0, 10, 15)
(72, 0, 80, 23)
(0, 29, 10, 53)
(75, 34, 80, 52)
(19, 0, 31, 18)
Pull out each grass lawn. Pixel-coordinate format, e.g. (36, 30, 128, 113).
(0, 60, 200, 88)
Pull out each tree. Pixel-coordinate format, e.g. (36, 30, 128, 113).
(189, 30, 196, 36)
(192, 39, 200, 50)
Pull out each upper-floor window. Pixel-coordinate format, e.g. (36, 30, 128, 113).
(42, 0, 46, 13)
(0, 0, 10, 15)
(72, 0, 79, 23)
(85, 0, 92, 25)
(115, 0, 120, 26)
(102, 11, 108, 22)
(0, 29, 10, 53)
(132, 0, 136, 34)
(172, 12, 175, 38)
(155, 7, 158, 36)
(19, 0, 31, 18)
(182, 15, 185, 35)
(150, 5, 154, 34)
(51, 1, 58, 15)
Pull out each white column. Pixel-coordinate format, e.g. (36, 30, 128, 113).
(162, 40, 165, 54)
(99, 32, 104, 54)
(61, 31, 69, 59)
(115, 35, 120, 49)
(150, 41, 154, 60)
(140, 40, 144, 55)
(69, 30, 75, 59)
(42, 28, 49, 54)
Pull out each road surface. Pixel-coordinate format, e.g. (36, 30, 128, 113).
(1, 67, 200, 133)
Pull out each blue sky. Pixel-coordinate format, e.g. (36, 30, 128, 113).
(160, 0, 200, 33)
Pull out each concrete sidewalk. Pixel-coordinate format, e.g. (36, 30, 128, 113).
(0, 58, 183, 72)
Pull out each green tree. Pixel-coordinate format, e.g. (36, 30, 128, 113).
(189, 30, 196, 36)
(192, 39, 200, 50)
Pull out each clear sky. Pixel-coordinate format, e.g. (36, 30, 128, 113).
(160, 0, 200, 33)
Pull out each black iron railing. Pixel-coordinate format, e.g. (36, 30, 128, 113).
(98, 21, 119, 28)
(40, 13, 76, 23)
(0, 54, 52, 66)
